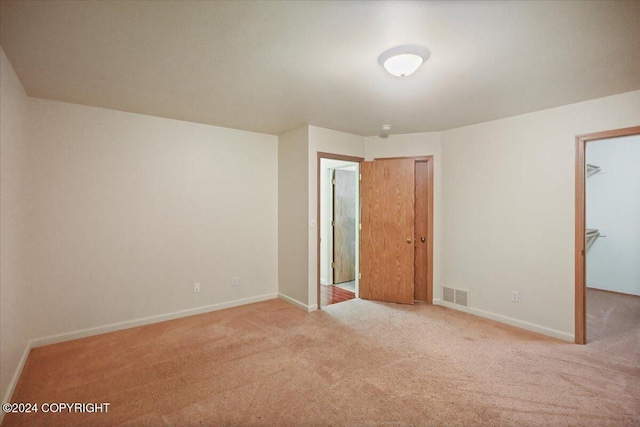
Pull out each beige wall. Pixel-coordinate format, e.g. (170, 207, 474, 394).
(278, 125, 365, 309)
(27, 98, 279, 341)
(0, 49, 31, 406)
(308, 126, 365, 309)
(364, 132, 443, 302)
(440, 90, 640, 340)
(278, 126, 309, 306)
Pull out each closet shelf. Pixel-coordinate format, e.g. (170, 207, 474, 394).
(586, 228, 601, 252)
(587, 164, 601, 177)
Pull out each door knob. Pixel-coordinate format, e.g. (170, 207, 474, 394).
(406, 238, 412, 243)
(421, 236, 426, 242)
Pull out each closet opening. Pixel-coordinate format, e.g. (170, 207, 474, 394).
(575, 126, 640, 344)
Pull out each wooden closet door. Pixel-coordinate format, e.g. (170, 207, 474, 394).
(414, 161, 429, 302)
(360, 159, 415, 304)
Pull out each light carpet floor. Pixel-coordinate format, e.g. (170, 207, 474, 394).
(587, 287, 640, 344)
(3, 298, 639, 426)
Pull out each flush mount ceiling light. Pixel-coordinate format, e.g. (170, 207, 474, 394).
(378, 45, 430, 77)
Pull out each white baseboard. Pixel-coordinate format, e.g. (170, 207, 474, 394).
(31, 293, 278, 348)
(433, 300, 573, 342)
(278, 293, 317, 312)
(587, 286, 640, 297)
(320, 279, 326, 285)
(1, 342, 32, 423)
(435, 300, 470, 312)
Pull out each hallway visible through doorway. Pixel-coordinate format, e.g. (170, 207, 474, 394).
(318, 155, 361, 308)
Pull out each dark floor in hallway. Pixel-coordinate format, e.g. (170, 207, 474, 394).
(321, 284, 355, 306)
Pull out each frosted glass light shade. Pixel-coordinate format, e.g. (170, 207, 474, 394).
(383, 54, 424, 77)
(378, 45, 430, 77)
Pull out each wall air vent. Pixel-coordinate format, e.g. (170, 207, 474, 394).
(443, 286, 469, 307)
(443, 287, 455, 303)
(455, 289, 469, 307)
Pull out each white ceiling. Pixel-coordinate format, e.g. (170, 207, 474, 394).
(1, 1, 639, 136)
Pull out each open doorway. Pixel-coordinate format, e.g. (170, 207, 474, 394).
(575, 126, 640, 344)
(585, 134, 640, 344)
(318, 154, 362, 308)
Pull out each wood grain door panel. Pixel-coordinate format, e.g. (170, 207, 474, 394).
(414, 161, 429, 302)
(361, 159, 415, 304)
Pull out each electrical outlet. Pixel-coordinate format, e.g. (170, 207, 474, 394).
(194, 282, 200, 293)
(511, 291, 519, 303)
(232, 276, 238, 287)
